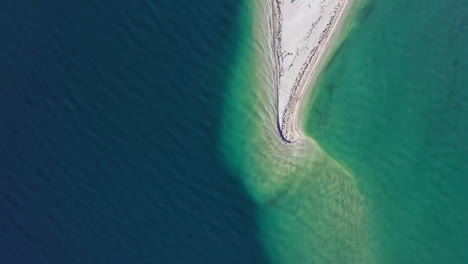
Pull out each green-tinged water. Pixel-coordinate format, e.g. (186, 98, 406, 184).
(222, 0, 468, 263)
(221, 1, 371, 263)
(306, 0, 468, 263)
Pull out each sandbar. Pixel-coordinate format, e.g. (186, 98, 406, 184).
(269, 0, 352, 142)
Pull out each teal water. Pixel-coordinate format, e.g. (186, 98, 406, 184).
(221, 0, 468, 263)
(306, 0, 468, 262)
(221, 1, 372, 263)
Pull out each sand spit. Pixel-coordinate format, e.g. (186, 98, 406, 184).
(270, 0, 351, 142)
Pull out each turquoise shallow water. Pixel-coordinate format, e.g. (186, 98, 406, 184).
(306, 0, 468, 262)
(222, 1, 371, 263)
(222, 0, 468, 263)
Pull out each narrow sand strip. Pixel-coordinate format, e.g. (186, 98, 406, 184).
(270, 0, 352, 142)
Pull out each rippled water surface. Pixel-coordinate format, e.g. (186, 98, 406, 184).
(1, 0, 269, 263)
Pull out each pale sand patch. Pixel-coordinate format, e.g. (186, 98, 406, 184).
(270, 0, 352, 142)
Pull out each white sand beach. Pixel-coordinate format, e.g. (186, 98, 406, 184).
(270, 0, 351, 142)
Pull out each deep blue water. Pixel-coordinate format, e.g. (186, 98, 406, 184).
(0, 0, 268, 263)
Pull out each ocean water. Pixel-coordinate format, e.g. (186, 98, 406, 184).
(306, 0, 468, 263)
(3, 0, 467, 263)
(1, 0, 269, 263)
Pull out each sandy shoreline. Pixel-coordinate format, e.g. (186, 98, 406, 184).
(269, 0, 353, 142)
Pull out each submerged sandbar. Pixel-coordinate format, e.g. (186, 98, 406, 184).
(270, 0, 351, 142)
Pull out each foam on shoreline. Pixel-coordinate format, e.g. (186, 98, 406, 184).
(270, 0, 352, 142)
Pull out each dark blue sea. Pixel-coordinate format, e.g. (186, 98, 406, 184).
(0, 0, 268, 263)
